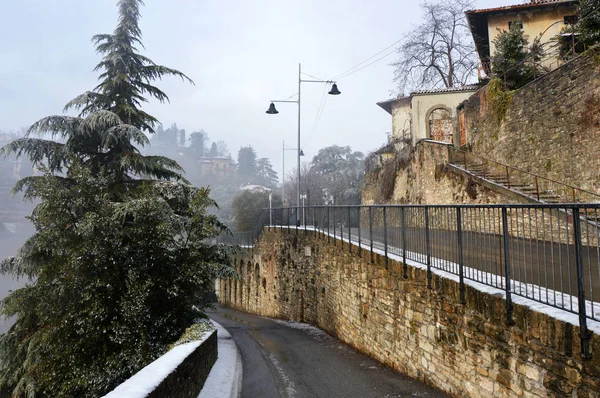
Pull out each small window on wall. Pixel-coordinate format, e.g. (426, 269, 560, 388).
(508, 20, 523, 30)
(564, 15, 578, 25)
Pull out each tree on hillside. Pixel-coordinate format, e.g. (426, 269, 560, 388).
(207, 142, 219, 157)
(237, 145, 257, 184)
(189, 130, 209, 156)
(579, 0, 600, 48)
(491, 24, 547, 90)
(256, 158, 278, 189)
(152, 123, 184, 153)
(232, 189, 282, 232)
(283, 146, 364, 206)
(0, 1, 233, 396)
(311, 145, 364, 205)
(236, 146, 278, 189)
(215, 140, 230, 157)
(393, 0, 478, 94)
(559, 0, 600, 59)
(283, 162, 325, 207)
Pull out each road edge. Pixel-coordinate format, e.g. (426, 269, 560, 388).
(197, 320, 243, 398)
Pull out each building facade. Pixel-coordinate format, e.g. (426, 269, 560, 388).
(377, 86, 479, 148)
(466, 0, 580, 75)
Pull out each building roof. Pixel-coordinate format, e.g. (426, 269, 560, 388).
(465, 0, 577, 15)
(376, 85, 480, 115)
(376, 96, 411, 115)
(465, 0, 578, 66)
(240, 184, 271, 192)
(411, 85, 481, 96)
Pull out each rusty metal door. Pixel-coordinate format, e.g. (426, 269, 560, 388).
(429, 108, 453, 143)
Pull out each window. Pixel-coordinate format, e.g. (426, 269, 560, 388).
(564, 15, 578, 25)
(508, 20, 523, 30)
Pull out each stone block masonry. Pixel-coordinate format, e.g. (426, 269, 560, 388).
(219, 230, 600, 398)
(463, 49, 600, 196)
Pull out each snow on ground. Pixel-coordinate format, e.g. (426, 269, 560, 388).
(260, 226, 600, 335)
(103, 328, 214, 398)
(273, 319, 332, 341)
(198, 320, 242, 398)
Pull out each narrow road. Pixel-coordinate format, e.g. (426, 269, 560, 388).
(207, 306, 448, 398)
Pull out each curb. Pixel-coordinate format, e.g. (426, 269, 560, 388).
(198, 320, 242, 398)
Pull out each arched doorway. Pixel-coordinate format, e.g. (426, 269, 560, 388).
(427, 107, 453, 143)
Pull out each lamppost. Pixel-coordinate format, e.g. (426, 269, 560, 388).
(300, 193, 307, 226)
(266, 63, 341, 226)
(282, 140, 304, 206)
(269, 192, 273, 226)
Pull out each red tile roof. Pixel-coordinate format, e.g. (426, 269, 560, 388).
(466, 0, 578, 15)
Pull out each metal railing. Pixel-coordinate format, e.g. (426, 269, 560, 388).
(448, 146, 600, 204)
(239, 203, 600, 359)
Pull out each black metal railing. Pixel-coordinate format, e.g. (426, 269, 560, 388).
(448, 146, 600, 204)
(236, 203, 600, 359)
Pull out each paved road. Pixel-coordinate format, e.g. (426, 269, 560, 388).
(207, 306, 448, 398)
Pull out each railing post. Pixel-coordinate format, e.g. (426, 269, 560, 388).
(572, 187, 576, 202)
(304, 207, 307, 234)
(535, 176, 540, 201)
(287, 208, 290, 234)
(383, 206, 388, 269)
(456, 207, 466, 304)
(313, 207, 319, 238)
(347, 206, 352, 253)
(572, 207, 592, 359)
(501, 208, 514, 325)
(506, 166, 510, 190)
(425, 207, 432, 289)
(340, 208, 344, 250)
(327, 206, 330, 244)
(401, 207, 408, 279)
(357, 206, 362, 256)
(369, 206, 374, 263)
(333, 208, 336, 246)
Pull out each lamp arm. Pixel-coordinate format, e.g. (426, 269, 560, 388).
(300, 79, 336, 84)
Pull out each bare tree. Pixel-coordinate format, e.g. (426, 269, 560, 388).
(393, 0, 478, 94)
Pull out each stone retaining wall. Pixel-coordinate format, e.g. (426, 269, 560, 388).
(463, 49, 600, 197)
(220, 230, 600, 397)
(105, 331, 217, 398)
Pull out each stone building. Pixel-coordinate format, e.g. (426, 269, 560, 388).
(466, 0, 579, 75)
(197, 156, 237, 177)
(376, 86, 479, 148)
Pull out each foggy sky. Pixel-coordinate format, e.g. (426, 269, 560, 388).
(1, 0, 506, 181)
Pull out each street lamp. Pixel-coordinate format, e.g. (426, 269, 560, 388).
(300, 194, 307, 226)
(266, 63, 341, 226)
(282, 140, 304, 206)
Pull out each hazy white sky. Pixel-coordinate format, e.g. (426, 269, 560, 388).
(0, 0, 507, 180)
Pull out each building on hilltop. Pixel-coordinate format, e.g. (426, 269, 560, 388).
(376, 85, 480, 149)
(465, 0, 580, 76)
(197, 156, 237, 177)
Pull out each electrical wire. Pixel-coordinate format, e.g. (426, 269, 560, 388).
(282, 92, 298, 101)
(301, 72, 326, 81)
(335, 48, 398, 80)
(331, 37, 404, 80)
(302, 85, 329, 151)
